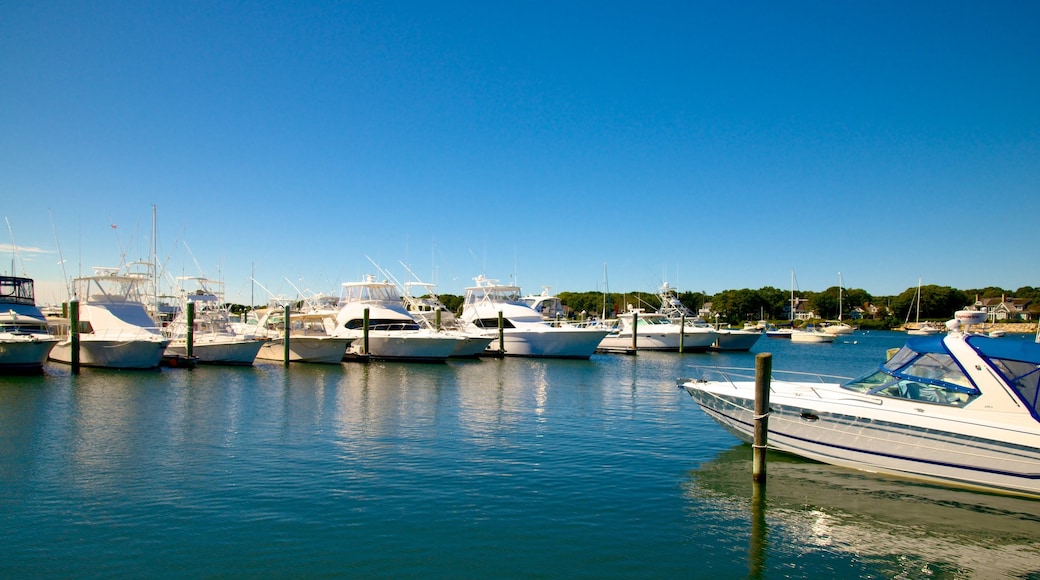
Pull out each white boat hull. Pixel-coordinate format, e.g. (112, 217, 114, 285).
(49, 336, 169, 369)
(597, 328, 717, 352)
(711, 330, 762, 351)
(165, 336, 265, 365)
(681, 379, 1040, 498)
(0, 337, 59, 372)
(347, 331, 459, 362)
(790, 331, 835, 343)
(256, 336, 351, 364)
(486, 328, 608, 358)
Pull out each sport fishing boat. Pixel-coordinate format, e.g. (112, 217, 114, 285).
(678, 310, 1040, 498)
(252, 299, 353, 364)
(401, 280, 494, 358)
(0, 275, 59, 373)
(459, 275, 608, 358)
(48, 267, 170, 369)
(162, 277, 265, 365)
(596, 306, 717, 352)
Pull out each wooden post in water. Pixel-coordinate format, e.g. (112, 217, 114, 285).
(69, 299, 80, 375)
(753, 352, 772, 482)
(631, 310, 638, 351)
(363, 307, 370, 355)
(679, 312, 685, 353)
(283, 304, 291, 367)
(498, 311, 505, 355)
(435, 308, 441, 332)
(186, 300, 195, 359)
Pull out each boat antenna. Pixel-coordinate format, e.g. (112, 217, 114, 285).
(49, 209, 72, 299)
(4, 217, 26, 276)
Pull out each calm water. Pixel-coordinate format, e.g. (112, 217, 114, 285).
(2, 331, 1038, 579)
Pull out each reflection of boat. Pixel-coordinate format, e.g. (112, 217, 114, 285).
(686, 446, 1040, 578)
(336, 275, 460, 362)
(162, 277, 265, 365)
(459, 276, 608, 358)
(679, 312, 1040, 498)
(0, 275, 59, 373)
(49, 268, 170, 369)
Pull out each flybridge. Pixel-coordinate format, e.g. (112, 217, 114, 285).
(0, 275, 36, 305)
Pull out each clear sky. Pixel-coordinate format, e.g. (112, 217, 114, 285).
(2, 1, 1038, 305)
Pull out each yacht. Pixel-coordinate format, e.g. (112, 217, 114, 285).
(790, 325, 837, 343)
(48, 267, 170, 369)
(678, 310, 1040, 498)
(401, 280, 494, 358)
(253, 299, 353, 364)
(0, 275, 59, 373)
(597, 306, 717, 352)
(458, 276, 608, 358)
(335, 275, 459, 362)
(653, 283, 719, 350)
(162, 277, 265, 365)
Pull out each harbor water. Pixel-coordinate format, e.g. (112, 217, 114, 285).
(2, 331, 1038, 578)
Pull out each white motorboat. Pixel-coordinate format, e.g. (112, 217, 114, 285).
(0, 275, 59, 373)
(906, 277, 941, 335)
(253, 300, 353, 364)
(789, 325, 836, 343)
(597, 307, 717, 352)
(823, 272, 855, 335)
(458, 275, 608, 358)
(48, 267, 170, 369)
(162, 277, 265, 365)
(678, 311, 1040, 498)
(653, 283, 719, 350)
(402, 281, 494, 358)
(711, 327, 762, 351)
(335, 275, 459, 362)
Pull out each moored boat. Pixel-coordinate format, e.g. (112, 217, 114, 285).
(253, 301, 353, 364)
(678, 311, 1040, 498)
(0, 275, 59, 373)
(162, 277, 265, 365)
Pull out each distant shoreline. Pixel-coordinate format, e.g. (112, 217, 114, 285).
(896, 321, 1037, 334)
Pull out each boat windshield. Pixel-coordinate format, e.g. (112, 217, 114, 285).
(842, 343, 980, 407)
(966, 335, 1040, 422)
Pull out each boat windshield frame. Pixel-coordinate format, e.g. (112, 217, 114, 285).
(842, 338, 981, 407)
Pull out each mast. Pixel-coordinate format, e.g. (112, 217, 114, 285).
(838, 272, 843, 322)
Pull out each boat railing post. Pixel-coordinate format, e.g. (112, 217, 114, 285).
(363, 307, 370, 355)
(753, 352, 772, 482)
(70, 298, 80, 375)
(283, 304, 291, 367)
(186, 300, 195, 359)
(679, 312, 685, 353)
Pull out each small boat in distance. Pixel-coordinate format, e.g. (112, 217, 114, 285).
(906, 277, 941, 335)
(678, 310, 1040, 498)
(0, 275, 59, 373)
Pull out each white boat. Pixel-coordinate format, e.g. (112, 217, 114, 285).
(653, 283, 719, 350)
(458, 275, 608, 358)
(823, 272, 855, 335)
(711, 327, 762, 351)
(522, 286, 566, 321)
(401, 281, 494, 358)
(48, 267, 170, 369)
(790, 325, 836, 343)
(0, 275, 59, 373)
(597, 307, 716, 352)
(335, 275, 460, 362)
(906, 277, 941, 335)
(678, 311, 1040, 498)
(253, 301, 353, 364)
(162, 277, 265, 365)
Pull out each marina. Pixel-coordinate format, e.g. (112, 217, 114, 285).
(2, 330, 1038, 578)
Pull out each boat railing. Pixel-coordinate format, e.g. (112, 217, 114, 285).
(682, 365, 852, 388)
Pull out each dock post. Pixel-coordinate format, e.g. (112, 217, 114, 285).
(498, 311, 505, 355)
(283, 304, 291, 367)
(70, 299, 80, 375)
(679, 312, 685, 353)
(631, 310, 638, 351)
(753, 352, 772, 482)
(435, 308, 441, 331)
(363, 307, 370, 355)
(186, 300, 195, 359)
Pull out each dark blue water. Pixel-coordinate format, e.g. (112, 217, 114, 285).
(2, 331, 1038, 578)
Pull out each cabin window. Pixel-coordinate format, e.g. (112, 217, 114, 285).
(987, 357, 1040, 421)
(471, 318, 515, 329)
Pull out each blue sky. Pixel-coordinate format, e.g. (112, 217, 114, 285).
(2, 1, 1038, 305)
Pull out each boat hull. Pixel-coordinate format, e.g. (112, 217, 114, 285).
(255, 337, 351, 364)
(681, 380, 1040, 499)
(347, 332, 459, 362)
(486, 328, 608, 359)
(710, 330, 762, 351)
(0, 337, 59, 373)
(165, 336, 265, 366)
(49, 337, 169, 369)
(598, 329, 717, 352)
(790, 331, 835, 343)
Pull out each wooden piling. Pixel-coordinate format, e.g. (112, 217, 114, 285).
(631, 310, 638, 351)
(186, 301, 195, 359)
(363, 307, 370, 355)
(679, 312, 685, 353)
(70, 299, 80, 375)
(283, 304, 291, 367)
(753, 352, 772, 482)
(498, 311, 505, 355)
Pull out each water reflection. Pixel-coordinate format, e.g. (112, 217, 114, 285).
(685, 446, 1040, 578)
